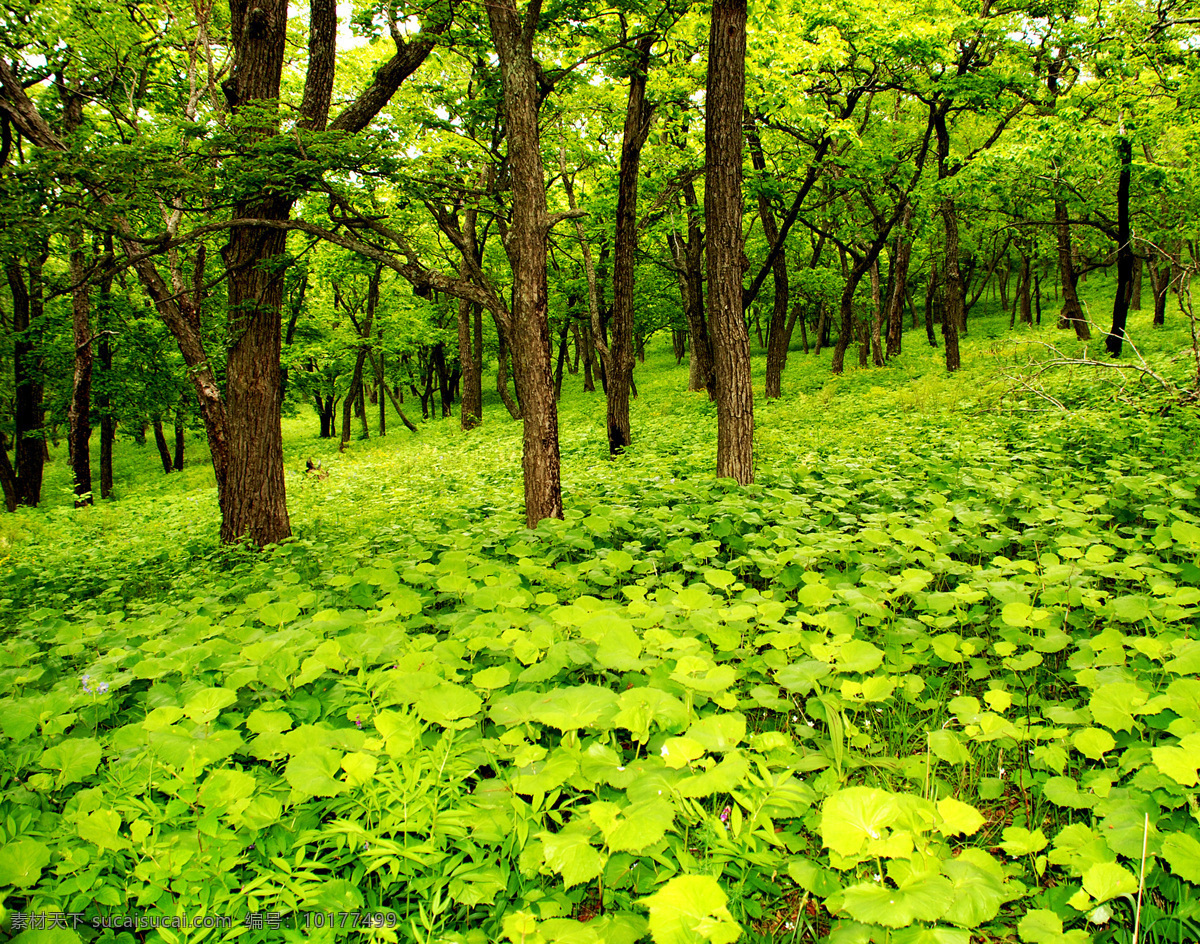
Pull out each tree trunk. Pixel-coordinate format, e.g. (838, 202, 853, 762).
(495, 317, 521, 419)
(458, 296, 482, 429)
(173, 407, 185, 471)
(608, 34, 655, 453)
(748, 126, 791, 398)
(581, 318, 596, 392)
(925, 263, 939, 347)
(1054, 201, 1090, 340)
(941, 202, 964, 372)
(6, 257, 46, 507)
(67, 232, 94, 506)
(487, 0, 564, 525)
(885, 206, 913, 357)
(554, 316, 569, 400)
(1018, 255, 1033, 325)
(1149, 259, 1170, 327)
(706, 0, 753, 484)
(832, 262, 871, 373)
(378, 344, 387, 435)
(98, 237, 115, 499)
(1131, 255, 1142, 310)
(153, 417, 173, 474)
(0, 434, 16, 512)
(217, 0, 293, 545)
(316, 396, 335, 438)
(869, 258, 884, 366)
(1106, 134, 1135, 357)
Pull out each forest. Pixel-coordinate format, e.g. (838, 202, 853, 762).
(2, 0, 1200, 941)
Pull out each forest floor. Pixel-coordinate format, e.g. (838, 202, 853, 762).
(2, 280, 1200, 944)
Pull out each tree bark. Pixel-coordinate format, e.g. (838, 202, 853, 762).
(1053, 200, 1090, 340)
(1106, 133, 1135, 357)
(706, 0, 753, 484)
(885, 205, 914, 357)
(869, 258, 884, 366)
(495, 317, 521, 419)
(458, 297, 483, 428)
(62, 88, 93, 507)
(6, 257, 46, 507)
(608, 33, 655, 453)
(487, 0, 563, 525)
(153, 418, 173, 474)
(174, 406, 186, 470)
(98, 236, 115, 499)
(748, 125, 790, 398)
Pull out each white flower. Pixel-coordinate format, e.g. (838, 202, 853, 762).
(616, 766, 625, 772)
(660, 745, 669, 757)
(998, 767, 1006, 779)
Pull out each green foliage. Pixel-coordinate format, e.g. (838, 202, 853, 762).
(2, 301, 1200, 943)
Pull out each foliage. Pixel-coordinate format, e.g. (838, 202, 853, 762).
(2, 296, 1199, 943)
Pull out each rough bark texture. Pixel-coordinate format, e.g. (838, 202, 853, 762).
(705, 0, 753, 484)
(98, 237, 115, 499)
(608, 34, 655, 453)
(1054, 201, 1090, 340)
(1106, 134, 1135, 357)
(62, 89, 93, 507)
(458, 297, 482, 428)
(153, 418, 173, 474)
(869, 259, 884, 366)
(174, 408, 186, 470)
(487, 0, 563, 525)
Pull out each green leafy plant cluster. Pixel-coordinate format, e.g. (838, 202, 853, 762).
(2, 315, 1200, 944)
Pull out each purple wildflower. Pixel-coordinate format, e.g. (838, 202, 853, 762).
(720, 807, 731, 823)
(355, 715, 363, 729)
(98, 682, 109, 694)
(81, 674, 91, 692)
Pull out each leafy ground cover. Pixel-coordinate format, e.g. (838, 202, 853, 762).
(2, 292, 1200, 944)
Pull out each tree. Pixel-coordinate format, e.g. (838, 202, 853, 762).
(705, 0, 752, 484)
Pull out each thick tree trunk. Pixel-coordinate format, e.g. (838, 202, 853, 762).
(1149, 259, 1170, 327)
(1054, 201, 1090, 340)
(1131, 255, 1142, 310)
(488, 0, 564, 525)
(316, 396, 335, 438)
(608, 33, 655, 453)
(706, 0, 753, 484)
(218, 0, 293, 545)
(1106, 134, 1135, 357)
(941, 202, 964, 372)
(832, 264, 869, 373)
(925, 263, 939, 347)
(554, 316, 570, 400)
(581, 319, 596, 392)
(0, 435, 15, 512)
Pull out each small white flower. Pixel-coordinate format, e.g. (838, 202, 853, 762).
(873, 873, 882, 883)
(660, 745, 669, 757)
(864, 720, 872, 729)
(806, 721, 814, 728)
(998, 767, 1006, 779)
(616, 766, 625, 772)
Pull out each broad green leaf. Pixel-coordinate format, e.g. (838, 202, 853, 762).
(928, 730, 972, 765)
(839, 875, 953, 927)
(999, 827, 1048, 857)
(0, 839, 51, 887)
(835, 640, 884, 674)
(686, 713, 745, 752)
(40, 737, 102, 786)
(1072, 728, 1115, 760)
(937, 796, 985, 837)
(198, 768, 257, 809)
(1161, 832, 1200, 883)
(183, 687, 238, 724)
(541, 830, 606, 888)
(891, 928, 970, 944)
(472, 666, 512, 690)
(1152, 733, 1200, 786)
(1170, 519, 1200, 547)
(590, 799, 675, 853)
(639, 875, 741, 944)
(285, 748, 346, 797)
(821, 788, 900, 858)
(1017, 910, 1089, 944)
(341, 752, 378, 787)
(1081, 861, 1137, 902)
(528, 685, 620, 731)
(414, 682, 483, 726)
(77, 809, 129, 852)
(776, 660, 831, 695)
(941, 855, 1004, 927)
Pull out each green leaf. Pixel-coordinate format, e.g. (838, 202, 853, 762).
(1170, 519, 1200, 547)
(1072, 728, 1116, 760)
(941, 853, 1004, 927)
(835, 640, 884, 674)
(341, 752, 378, 786)
(1152, 733, 1200, 786)
(999, 827, 1048, 857)
(528, 685, 620, 731)
(285, 748, 346, 797)
(1161, 832, 1200, 883)
(928, 730, 972, 765)
(590, 798, 675, 852)
(686, 713, 745, 752)
(821, 787, 900, 858)
(1082, 861, 1137, 902)
(77, 809, 129, 852)
(0, 839, 51, 887)
(182, 687, 238, 724)
(839, 875, 953, 927)
(472, 666, 512, 690)
(937, 796, 985, 837)
(541, 830, 606, 887)
(414, 682, 483, 726)
(1017, 910, 1089, 944)
(39, 737, 102, 786)
(639, 875, 742, 944)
